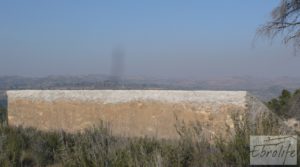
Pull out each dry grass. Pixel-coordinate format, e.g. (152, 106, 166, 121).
(0, 109, 297, 167)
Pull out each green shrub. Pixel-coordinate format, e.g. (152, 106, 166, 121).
(0, 106, 6, 126)
(267, 89, 289, 116)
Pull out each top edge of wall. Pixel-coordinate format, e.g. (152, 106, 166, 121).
(6, 90, 248, 105)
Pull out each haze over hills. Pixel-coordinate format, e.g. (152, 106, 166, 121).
(1, 75, 300, 108)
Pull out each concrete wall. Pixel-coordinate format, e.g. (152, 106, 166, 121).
(7, 90, 268, 139)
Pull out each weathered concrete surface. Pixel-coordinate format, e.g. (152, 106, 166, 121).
(6, 90, 269, 139)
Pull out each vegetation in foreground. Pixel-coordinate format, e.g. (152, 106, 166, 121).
(267, 89, 300, 118)
(0, 113, 297, 167)
(0, 89, 300, 166)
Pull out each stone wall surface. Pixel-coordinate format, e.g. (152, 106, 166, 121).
(6, 90, 269, 139)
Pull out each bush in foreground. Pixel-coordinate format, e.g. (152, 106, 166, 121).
(0, 111, 297, 167)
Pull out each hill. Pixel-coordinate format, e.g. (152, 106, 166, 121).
(1, 75, 300, 109)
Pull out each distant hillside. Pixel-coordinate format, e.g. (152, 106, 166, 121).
(1, 75, 300, 108)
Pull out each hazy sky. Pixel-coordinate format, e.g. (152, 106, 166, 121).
(1, 0, 300, 79)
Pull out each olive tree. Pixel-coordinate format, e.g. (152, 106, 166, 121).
(258, 0, 300, 48)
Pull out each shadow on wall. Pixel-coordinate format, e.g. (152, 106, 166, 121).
(0, 93, 7, 126)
